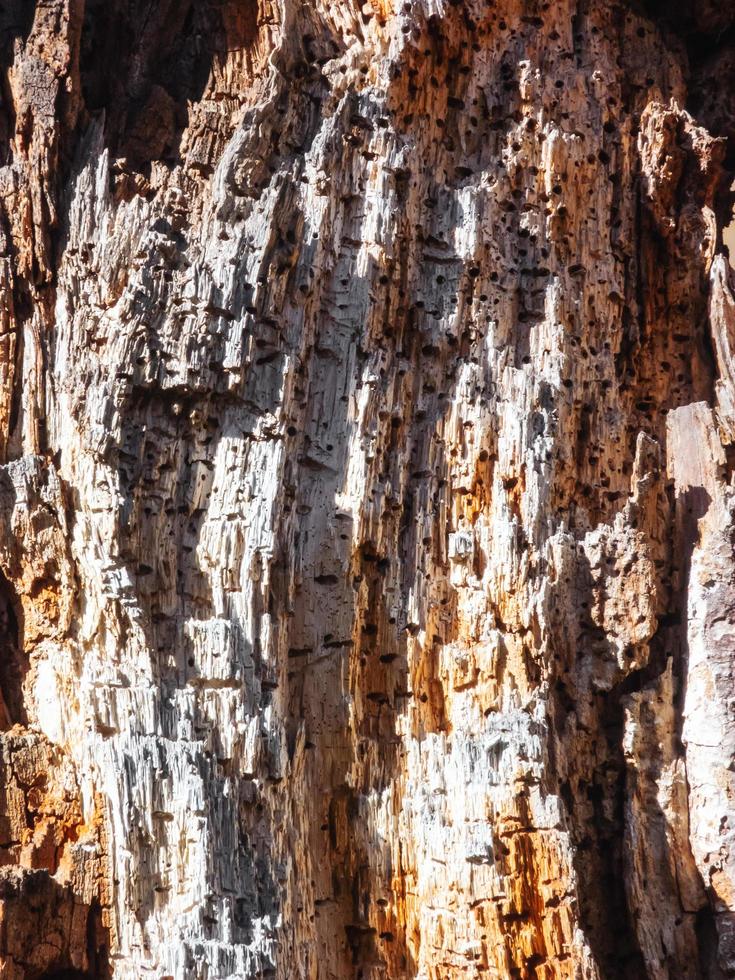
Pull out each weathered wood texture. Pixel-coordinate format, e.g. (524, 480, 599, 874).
(1, 1, 735, 977)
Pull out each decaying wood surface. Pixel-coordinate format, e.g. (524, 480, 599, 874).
(1, 1, 735, 977)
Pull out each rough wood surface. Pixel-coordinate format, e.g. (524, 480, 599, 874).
(1, 1, 735, 978)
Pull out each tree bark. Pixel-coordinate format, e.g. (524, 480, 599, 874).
(0, 1, 734, 977)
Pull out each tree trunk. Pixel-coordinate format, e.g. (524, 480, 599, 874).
(1, 1, 734, 977)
